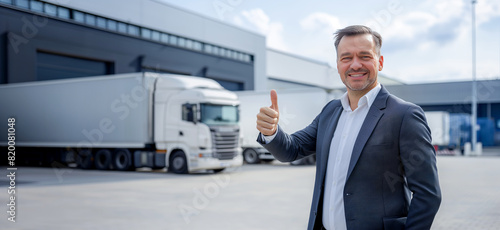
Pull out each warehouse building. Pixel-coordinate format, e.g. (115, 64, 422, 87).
(386, 81, 500, 146)
(1, 0, 499, 146)
(1, 0, 264, 90)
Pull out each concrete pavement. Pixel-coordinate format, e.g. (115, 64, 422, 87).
(1, 154, 499, 230)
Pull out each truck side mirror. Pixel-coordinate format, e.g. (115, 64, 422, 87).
(182, 103, 197, 123)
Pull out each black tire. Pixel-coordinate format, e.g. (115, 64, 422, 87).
(94, 149, 112, 170)
(41, 150, 55, 167)
(213, 168, 225, 173)
(76, 149, 93, 169)
(243, 148, 261, 164)
(61, 149, 76, 164)
(113, 148, 132, 171)
(169, 151, 188, 174)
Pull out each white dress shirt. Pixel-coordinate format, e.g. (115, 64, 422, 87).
(260, 84, 381, 230)
(323, 84, 381, 230)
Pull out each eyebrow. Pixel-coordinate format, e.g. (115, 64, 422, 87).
(359, 51, 373, 56)
(339, 52, 352, 58)
(339, 51, 374, 58)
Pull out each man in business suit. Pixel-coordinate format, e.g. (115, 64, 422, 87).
(256, 25, 441, 230)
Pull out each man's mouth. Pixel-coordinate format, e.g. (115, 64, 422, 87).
(348, 73, 367, 78)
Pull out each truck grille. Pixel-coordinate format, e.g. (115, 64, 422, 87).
(211, 128, 239, 160)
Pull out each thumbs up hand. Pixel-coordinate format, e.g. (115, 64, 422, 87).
(257, 90, 280, 136)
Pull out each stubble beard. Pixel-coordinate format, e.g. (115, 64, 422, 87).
(343, 73, 376, 92)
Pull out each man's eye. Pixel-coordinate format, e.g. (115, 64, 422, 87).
(342, 57, 352, 61)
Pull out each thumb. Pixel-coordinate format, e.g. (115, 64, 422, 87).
(270, 89, 279, 112)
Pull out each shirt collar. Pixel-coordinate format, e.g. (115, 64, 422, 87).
(340, 83, 382, 112)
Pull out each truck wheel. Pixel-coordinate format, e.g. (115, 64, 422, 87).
(243, 148, 261, 164)
(213, 168, 225, 173)
(169, 151, 188, 174)
(95, 149, 112, 170)
(76, 149, 93, 169)
(113, 148, 132, 171)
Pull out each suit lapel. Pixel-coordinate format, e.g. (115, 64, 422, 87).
(319, 105, 342, 176)
(346, 86, 389, 180)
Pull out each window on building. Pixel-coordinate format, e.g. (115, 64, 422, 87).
(185, 39, 193, 49)
(178, 37, 186, 47)
(37, 52, 112, 81)
(193, 41, 202, 51)
(85, 14, 96, 26)
(107, 19, 117, 31)
(204, 44, 213, 53)
(141, 28, 151, 39)
(220, 48, 227, 57)
(128, 25, 139, 36)
(14, 0, 28, 8)
(96, 17, 107, 28)
(57, 7, 70, 19)
(169, 35, 178, 46)
(161, 33, 169, 43)
(73, 11, 84, 23)
(0, 0, 13, 5)
(151, 31, 160, 41)
(30, 0, 43, 13)
(117, 22, 127, 33)
(212, 46, 219, 56)
(44, 3, 57, 16)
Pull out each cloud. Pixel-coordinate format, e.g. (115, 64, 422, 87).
(299, 12, 343, 33)
(425, 18, 463, 46)
(376, 0, 469, 53)
(235, 8, 289, 51)
(381, 11, 436, 41)
(475, 0, 500, 24)
(294, 12, 344, 66)
(377, 0, 500, 54)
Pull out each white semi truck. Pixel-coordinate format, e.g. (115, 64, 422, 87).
(0, 72, 243, 173)
(424, 111, 451, 149)
(236, 88, 329, 165)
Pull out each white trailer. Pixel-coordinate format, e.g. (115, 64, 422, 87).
(236, 88, 329, 164)
(0, 72, 242, 173)
(424, 111, 451, 149)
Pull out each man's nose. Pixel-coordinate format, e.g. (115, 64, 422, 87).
(350, 57, 362, 69)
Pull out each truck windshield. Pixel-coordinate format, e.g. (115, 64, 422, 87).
(200, 104, 239, 125)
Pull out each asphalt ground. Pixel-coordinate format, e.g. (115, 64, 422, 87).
(1, 151, 500, 230)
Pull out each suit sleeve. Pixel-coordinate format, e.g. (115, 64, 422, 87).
(256, 114, 319, 162)
(400, 106, 442, 229)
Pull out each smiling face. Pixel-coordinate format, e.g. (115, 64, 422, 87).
(336, 33, 384, 95)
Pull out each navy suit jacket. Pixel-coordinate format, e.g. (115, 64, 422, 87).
(257, 86, 441, 230)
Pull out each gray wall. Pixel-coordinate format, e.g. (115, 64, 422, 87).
(1, 6, 254, 90)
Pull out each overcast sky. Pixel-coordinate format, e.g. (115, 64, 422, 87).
(159, 0, 500, 84)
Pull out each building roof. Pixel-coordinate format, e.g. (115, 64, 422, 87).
(385, 79, 500, 105)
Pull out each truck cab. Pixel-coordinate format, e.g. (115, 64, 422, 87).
(153, 74, 242, 173)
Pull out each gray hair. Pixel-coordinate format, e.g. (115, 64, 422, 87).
(334, 25, 382, 56)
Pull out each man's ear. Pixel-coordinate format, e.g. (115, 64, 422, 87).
(378, 55, 384, 71)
